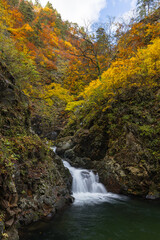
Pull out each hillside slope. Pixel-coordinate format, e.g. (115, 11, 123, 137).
(57, 85, 160, 198)
(0, 63, 72, 240)
(56, 10, 160, 199)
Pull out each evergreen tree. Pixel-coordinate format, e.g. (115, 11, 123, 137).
(35, 0, 41, 8)
(45, 1, 54, 10)
(19, 0, 35, 22)
(96, 27, 110, 54)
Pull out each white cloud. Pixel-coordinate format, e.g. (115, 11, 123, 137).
(131, 0, 137, 9)
(117, 0, 137, 24)
(120, 9, 135, 22)
(37, 0, 107, 26)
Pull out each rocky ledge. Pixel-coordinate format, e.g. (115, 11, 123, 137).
(0, 63, 72, 240)
(56, 86, 160, 200)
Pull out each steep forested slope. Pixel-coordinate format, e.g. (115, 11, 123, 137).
(0, 0, 160, 239)
(57, 8, 160, 198)
(0, 63, 72, 239)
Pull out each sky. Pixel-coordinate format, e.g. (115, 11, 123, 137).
(35, 0, 138, 26)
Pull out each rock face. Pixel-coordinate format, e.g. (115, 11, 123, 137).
(31, 115, 60, 140)
(0, 63, 72, 240)
(57, 86, 160, 199)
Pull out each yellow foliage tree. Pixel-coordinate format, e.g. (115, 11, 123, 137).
(66, 38, 160, 112)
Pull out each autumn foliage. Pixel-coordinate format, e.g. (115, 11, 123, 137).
(0, 0, 159, 121)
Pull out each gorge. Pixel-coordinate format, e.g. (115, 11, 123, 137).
(0, 0, 160, 239)
(21, 155, 160, 240)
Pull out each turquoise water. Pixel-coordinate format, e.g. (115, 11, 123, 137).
(21, 195, 160, 240)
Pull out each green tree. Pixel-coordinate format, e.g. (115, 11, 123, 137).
(45, 1, 54, 10)
(96, 27, 110, 54)
(19, 0, 35, 22)
(35, 0, 41, 8)
(8, 0, 19, 7)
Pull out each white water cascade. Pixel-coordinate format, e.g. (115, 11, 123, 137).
(51, 147, 127, 205)
(63, 160, 117, 205)
(63, 160, 107, 194)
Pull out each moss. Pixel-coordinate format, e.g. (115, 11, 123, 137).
(61, 86, 160, 196)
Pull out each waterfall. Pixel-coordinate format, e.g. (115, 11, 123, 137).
(51, 147, 127, 205)
(63, 160, 107, 194)
(63, 160, 110, 205)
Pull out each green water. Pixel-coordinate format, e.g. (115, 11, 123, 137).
(21, 195, 160, 240)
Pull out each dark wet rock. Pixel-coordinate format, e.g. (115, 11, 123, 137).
(66, 156, 91, 169)
(45, 131, 57, 140)
(0, 73, 8, 91)
(0, 221, 4, 239)
(146, 188, 160, 199)
(58, 86, 160, 198)
(0, 66, 72, 240)
(31, 115, 60, 140)
(64, 149, 75, 160)
(56, 137, 74, 156)
(5, 218, 15, 228)
(72, 128, 108, 161)
(6, 227, 19, 240)
(54, 198, 66, 211)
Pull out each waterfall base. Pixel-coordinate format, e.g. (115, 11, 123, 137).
(63, 160, 127, 205)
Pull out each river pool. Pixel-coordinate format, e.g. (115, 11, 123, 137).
(21, 194, 160, 240)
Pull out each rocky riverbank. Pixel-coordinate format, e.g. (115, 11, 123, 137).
(56, 86, 160, 199)
(0, 63, 72, 240)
